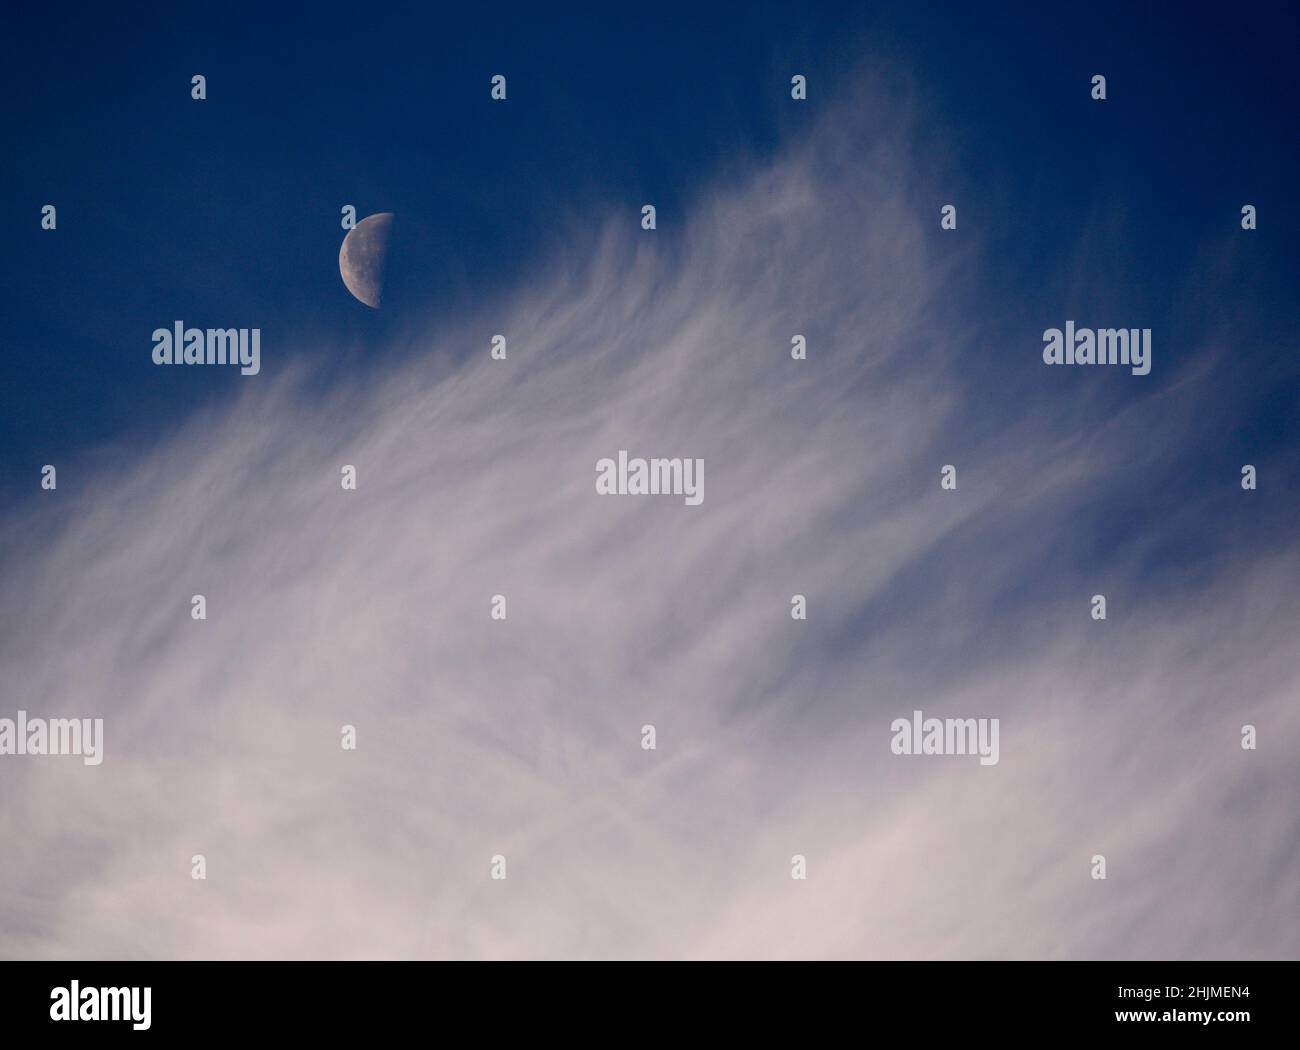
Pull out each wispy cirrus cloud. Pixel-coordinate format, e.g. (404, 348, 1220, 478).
(0, 72, 1295, 960)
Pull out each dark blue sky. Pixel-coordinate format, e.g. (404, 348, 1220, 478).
(2, 0, 1297, 514)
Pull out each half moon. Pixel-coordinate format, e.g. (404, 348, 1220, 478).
(339, 212, 394, 308)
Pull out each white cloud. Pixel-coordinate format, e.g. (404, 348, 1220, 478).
(1, 76, 1296, 959)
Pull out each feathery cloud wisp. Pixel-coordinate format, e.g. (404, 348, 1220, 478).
(1, 76, 1296, 960)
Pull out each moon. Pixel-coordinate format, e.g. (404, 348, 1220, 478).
(339, 212, 394, 308)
